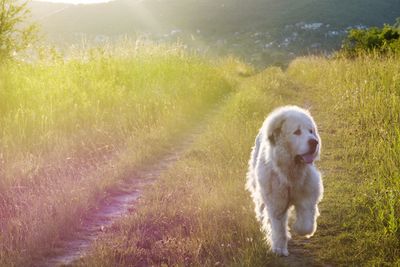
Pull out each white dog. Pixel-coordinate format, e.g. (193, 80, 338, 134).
(246, 106, 323, 256)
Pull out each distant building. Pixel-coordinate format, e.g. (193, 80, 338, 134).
(301, 23, 324, 30)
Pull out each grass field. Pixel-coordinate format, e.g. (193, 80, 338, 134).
(288, 55, 400, 265)
(78, 54, 400, 266)
(1, 45, 399, 266)
(0, 45, 238, 266)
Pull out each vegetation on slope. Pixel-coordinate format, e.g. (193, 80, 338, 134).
(0, 45, 234, 266)
(288, 55, 400, 265)
(2, 2, 400, 265)
(78, 66, 290, 267)
(79, 53, 400, 266)
(341, 24, 400, 56)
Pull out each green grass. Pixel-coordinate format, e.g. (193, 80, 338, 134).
(0, 45, 239, 266)
(77, 67, 290, 267)
(287, 55, 400, 265)
(79, 54, 400, 266)
(1, 44, 400, 266)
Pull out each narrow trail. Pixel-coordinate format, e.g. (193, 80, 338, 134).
(35, 91, 326, 267)
(37, 104, 222, 267)
(281, 97, 332, 267)
(284, 236, 319, 267)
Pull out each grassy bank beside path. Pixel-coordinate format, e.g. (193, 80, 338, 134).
(0, 47, 237, 266)
(80, 54, 400, 266)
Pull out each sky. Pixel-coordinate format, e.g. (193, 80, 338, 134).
(33, 0, 113, 4)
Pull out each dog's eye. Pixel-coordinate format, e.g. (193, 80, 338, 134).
(294, 129, 301, 135)
(309, 129, 313, 134)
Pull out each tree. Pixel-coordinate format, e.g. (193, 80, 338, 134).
(0, 0, 37, 62)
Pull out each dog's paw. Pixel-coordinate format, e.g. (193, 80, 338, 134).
(272, 247, 289, 257)
(293, 220, 315, 237)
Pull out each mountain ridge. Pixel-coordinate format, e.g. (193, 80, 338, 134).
(27, 0, 400, 66)
(29, 0, 400, 36)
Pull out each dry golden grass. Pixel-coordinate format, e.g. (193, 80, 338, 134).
(81, 54, 400, 266)
(1, 46, 399, 266)
(0, 45, 234, 266)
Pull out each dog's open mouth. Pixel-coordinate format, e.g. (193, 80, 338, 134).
(295, 152, 316, 164)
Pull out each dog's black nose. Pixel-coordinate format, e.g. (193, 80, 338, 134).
(308, 139, 319, 153)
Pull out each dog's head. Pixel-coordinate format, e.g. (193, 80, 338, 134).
(265, 106, 321, 165)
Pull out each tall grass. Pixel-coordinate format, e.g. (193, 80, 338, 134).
(0, 45, 234, 266)
(288, 54, 400, 265)
(78, 67, 294, 266)
(79, 54, 400, 266)
(2, 44, 399, 266)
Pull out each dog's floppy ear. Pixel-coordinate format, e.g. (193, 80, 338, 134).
(267, 116, 286, 146)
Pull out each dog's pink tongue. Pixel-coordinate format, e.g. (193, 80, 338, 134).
(302, 154, 315, 164)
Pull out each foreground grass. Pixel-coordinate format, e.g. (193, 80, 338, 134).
(78, 67, 292, 266)
(288, 55, 400, 265)
(0, 46, 239, 266)
(79, 54, 400, 266)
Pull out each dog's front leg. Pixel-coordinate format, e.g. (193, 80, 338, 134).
(269, 210, 289, 256)
(265, 183, 290, 257)
(293, 170, 322, 237)
(293, 200, 318, 237)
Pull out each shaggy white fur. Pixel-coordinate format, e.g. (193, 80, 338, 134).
(246, 105, 323, 257)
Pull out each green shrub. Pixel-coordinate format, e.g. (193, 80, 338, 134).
(341, 23, 400, 56)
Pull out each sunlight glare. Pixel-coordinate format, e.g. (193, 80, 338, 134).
(34, 0, 114, 4)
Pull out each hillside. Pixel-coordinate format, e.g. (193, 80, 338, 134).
(1, 34, 400, 264)
(30, 0, 400, 34)
(29, 0, 400, 66)
(28, 1, 70, 20)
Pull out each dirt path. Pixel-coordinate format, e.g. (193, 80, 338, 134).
(280, 97, 333, 267)
(283, 236, 320, 267)
(35, 94, 324, 267)
(37, 106, 220, 267)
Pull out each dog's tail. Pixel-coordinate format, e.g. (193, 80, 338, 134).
(246, 131, 271, 230)
(251, 131, 262, 169)
(245, 131, 262, 193)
